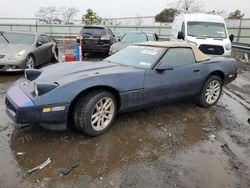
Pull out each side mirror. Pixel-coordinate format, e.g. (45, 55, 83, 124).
(177, 31, 185, 40)
(229, 34, 234, 42)
(37, 41, 43, 47)
(155, 63, 174, 72)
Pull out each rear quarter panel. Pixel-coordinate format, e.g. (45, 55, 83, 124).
(199, 57, 237, 83)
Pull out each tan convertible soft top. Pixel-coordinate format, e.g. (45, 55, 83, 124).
(136, 41, 210, 62)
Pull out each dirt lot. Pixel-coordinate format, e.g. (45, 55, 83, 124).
(0, 51, 250, 188)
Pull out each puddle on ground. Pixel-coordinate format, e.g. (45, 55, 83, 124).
(0, 73, 21, 92)
(9, 100, 222, 183)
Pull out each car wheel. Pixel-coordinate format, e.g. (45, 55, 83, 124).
(26, 55, 35, 69)
(51, 46, 59, 61)
(73, 90, 117, 136)
(193, 75, 222, 108)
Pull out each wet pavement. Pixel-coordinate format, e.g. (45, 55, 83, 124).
(0, 51, 250, 188)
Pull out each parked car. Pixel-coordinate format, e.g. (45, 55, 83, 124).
(79, 26, 117, 56)
(5, 41, 237, 136)
(171, 13, 234, 56)
(0, 31, 58, 71)
(109, 31, 159, 55)
(113, 32, 125, 41)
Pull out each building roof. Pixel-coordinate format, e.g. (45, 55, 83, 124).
(136, 41, 210, 62)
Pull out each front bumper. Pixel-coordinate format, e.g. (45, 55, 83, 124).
(5, 83, 70, 130)
(0, 58, 27, 72)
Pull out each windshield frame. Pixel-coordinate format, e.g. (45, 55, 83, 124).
(104, 45, 167, 69)
(187, 21, 227, 39)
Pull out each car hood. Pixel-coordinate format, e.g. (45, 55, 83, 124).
(111, 42, 131, 51)
(37, 61, 144, 85)
(0, 43, 32, 56)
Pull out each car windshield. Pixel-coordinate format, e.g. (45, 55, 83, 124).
(121, 33, 148, 43)
(187, 22, 227, 38)
(105, 45, 166, 69)
(80, 27, 106, 37)
(0, 32, 35, 44)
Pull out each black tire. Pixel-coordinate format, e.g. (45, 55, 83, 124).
(73, 90, 117, 136)
(193, 75, 222, 108)
(25, 55, 35, 69)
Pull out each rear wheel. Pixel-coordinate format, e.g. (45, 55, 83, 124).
(193, 75, 222, 108)
(73, 90, 117, 136)
(25, 55, 35, 69)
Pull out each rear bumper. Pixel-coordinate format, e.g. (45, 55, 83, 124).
(5, 84, 69, 130)
(224, 72, 237, 85)
(82, 44, 111, 53)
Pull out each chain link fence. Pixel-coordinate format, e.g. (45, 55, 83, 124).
(0, 19, 249, 44)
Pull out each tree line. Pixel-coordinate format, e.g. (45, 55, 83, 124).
(35, 0, 246, 25)
(155, 0, 245, 23)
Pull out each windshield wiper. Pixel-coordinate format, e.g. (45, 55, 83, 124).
(0, 31, 9, 43)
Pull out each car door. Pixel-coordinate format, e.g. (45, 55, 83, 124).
(33, 35, 48, 66)
(41, 35, 53, 63)
(144, 47, 203, 105)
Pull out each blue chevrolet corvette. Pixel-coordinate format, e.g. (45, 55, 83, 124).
(5, 41, 237, 136)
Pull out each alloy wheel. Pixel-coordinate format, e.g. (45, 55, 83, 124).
(205, 80, 221, 104)
(91, 97, 115, 131)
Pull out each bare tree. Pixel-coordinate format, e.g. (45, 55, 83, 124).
(60, 7, 79, 24)
(35, 6, 59, 24)
(207, 10, 228, 18)
(168, 0, 204, 13)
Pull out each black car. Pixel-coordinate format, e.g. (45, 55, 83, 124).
(79, 26, 117, 56)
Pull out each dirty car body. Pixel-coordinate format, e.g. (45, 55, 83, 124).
(5, 41, 237, 134)
(0, 31, 57, 71)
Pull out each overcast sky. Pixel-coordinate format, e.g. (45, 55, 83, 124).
(0, 0, 249, 19)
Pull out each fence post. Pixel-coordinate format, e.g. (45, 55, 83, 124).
(49, 24, 52, 37)
(35, 21, 38, 32)
(237, 19, 243, 43)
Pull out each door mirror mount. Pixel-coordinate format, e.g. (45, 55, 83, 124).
(36, 41, 43, 47)
(229, 34, 234, 42)
(155, 63, 174, 72)
(177, 31, 185, 40)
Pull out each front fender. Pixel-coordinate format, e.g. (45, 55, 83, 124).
(32, 72, 145, 106)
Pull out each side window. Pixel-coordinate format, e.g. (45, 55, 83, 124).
(107, 29, 114, 36)
(146, 34, 155, 41)
(38, 35, 43, 43)
(42, 35, 50, 43)
(159, 48, 195, 67)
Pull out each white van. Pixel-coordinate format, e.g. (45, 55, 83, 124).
(171, 13, 234, 57)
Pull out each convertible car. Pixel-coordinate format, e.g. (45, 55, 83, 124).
(5, 41, 237, 136)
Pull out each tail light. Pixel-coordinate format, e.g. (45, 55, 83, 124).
(101, 35, 110, 40)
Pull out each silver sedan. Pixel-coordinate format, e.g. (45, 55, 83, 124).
(0, 31, 58, 71)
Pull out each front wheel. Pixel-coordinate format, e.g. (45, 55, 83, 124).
(193, 75, 222, 108)
(25, 55, 35, 69)
(73, 90, 117, 136)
